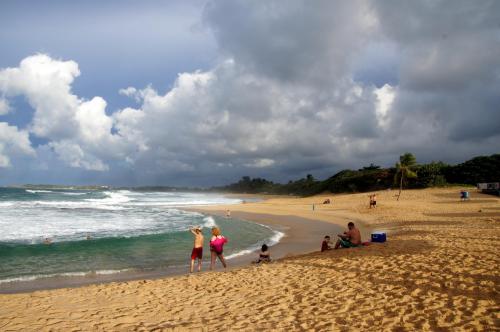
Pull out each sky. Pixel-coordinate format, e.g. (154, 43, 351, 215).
(0, 0, 499, 187)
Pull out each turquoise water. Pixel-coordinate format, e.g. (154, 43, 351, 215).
(0, 188, 280, 283)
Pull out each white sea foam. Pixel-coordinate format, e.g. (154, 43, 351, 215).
(0, 191, 244, 244)
(267, 229, 286, 246)
(225, 229, 285, 260)
(0, 194, 210, 243)
(224, 249, 255, 260)
(93, 269, 131, 275)
(26, 189, 53, 193)
(202, 216, 217, 228)
(0, 269, 131, 284)
(85, 191, 132, 204)
(30, 200, 127, 211)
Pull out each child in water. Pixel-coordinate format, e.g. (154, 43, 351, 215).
(210, 227, 228, 270)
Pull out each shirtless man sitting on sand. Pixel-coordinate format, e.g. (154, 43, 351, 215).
(335, 222, 361, 249)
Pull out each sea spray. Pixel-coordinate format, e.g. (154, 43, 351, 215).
(202, 216, 217, 228)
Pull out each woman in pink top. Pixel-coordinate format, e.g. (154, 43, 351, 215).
(210, 227, 228, 270)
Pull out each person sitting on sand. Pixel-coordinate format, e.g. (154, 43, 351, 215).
(253, 244, 271, 264)
(210, 227, 228, 270)
(189, 226, 204, 273)
(321, 235, 332, 252)
(335, 222, 361, 249)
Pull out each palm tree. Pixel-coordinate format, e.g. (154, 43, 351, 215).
(395, 153, 417, 201)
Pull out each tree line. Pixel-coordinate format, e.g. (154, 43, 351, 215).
(212, 153, 500, 196)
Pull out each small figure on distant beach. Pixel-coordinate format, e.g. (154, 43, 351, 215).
(323, 198, 331, 204)
(226, 209, 231, 218)
(210, 227, 228, 270)
(312, 204, 315, 211)
(189, 226, 204, 273)
(369, 194, 377, 208)
(253, 244, 271, 264)
(321, 235, 332, 252)
(460, 190, 469, 201)
(44, 237, 52, 245)
(335, 222, 361, 249)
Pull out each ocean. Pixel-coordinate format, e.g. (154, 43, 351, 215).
(0, 187, 283, 285)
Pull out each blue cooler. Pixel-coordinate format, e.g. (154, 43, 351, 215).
(371, 232, 386, 243)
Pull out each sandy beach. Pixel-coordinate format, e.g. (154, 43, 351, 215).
(0, 187, 498, 331)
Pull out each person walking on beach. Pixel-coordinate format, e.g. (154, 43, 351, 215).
(189, 227, 204, 273)
(335, 222, 361, 249)
(369, 194, 377, 208)
(210, 227, 228, 270)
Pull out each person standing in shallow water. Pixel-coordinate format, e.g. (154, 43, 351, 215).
(189, 227, 204, 273)
(210, 227, 228, 270)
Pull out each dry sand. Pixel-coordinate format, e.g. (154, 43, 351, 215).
(0, 187, 498, 331)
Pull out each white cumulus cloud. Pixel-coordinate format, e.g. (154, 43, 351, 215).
(0, 123, 35, 167)
(0, 54, 144, 171)
(0, 98, 11, 115)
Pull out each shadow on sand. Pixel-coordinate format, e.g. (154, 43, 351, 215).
(424, 212, 500, 218)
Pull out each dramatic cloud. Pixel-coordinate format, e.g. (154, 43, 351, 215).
(370, 0, 500, 144)
(0, 123, 35, 167)
(0, 98, 11, 115)
(0, 54, 143, 171)
(203, 0, 376, 84)
(0, 1, 498, 185)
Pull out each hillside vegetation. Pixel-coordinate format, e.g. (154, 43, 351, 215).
(213, 154, 500, 196)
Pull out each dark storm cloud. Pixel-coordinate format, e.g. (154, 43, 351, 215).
(370, 1, 500, 143)
(203, 0, 374, 84)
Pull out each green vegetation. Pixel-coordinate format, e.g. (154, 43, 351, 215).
(394, 153, 418, 200)
(442, 154, 500, 185)
(215, 153, 499, 196)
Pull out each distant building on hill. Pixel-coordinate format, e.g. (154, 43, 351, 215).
(477, 182, 500, 196)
